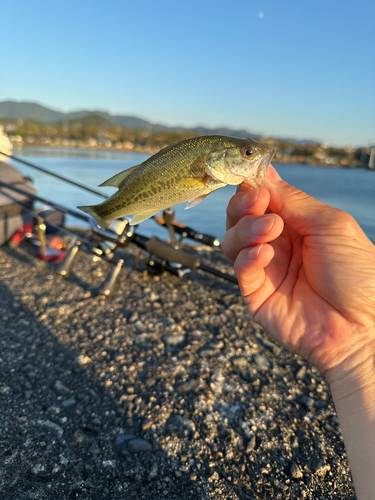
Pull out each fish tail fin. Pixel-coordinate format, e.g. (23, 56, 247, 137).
(77, 204, 110, 230)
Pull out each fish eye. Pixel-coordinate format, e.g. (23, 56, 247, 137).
(242, 147, 254, 158)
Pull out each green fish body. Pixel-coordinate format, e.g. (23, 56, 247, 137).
(78, 135, 275, 228)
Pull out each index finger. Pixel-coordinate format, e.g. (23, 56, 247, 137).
(226, 186, 270, 230)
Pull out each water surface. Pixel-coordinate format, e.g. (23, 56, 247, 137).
(12, 146, 375, 243)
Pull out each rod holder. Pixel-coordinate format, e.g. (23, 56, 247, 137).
(56, 238, 81, 277)
(162, 208, 179, 249)
(36, 216, 47, 258)
(97, 259, 124, 298)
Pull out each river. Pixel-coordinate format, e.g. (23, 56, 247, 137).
(11, 146, 375, 243)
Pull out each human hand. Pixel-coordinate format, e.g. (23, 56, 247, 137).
(221, 166, 375, 379)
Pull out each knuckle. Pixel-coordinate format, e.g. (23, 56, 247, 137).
(329, 208, 357, 231)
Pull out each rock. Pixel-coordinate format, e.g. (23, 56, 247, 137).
(129, 311, 138, 323)
(290, 462, 303, 479)
(315, 399, 326, 409)
(162, 334, 187, 354)
(165, 415, 196, 438)
(89, 442, 100, 456)
(176, 379, 202, 394)
(312, 460, 331, 477)
(270, 477, 288, 492)
(149, 292, 159, 302)
(0, 386, 10, 395)
(114, 434, 152, 453)
(209, 471, 220, 481)
(253, 353, 271, 370)
(31, 463, 45, 475)
(75, 355, 91, 366)
(61, 397, 77, 408)
(37, 419, 64, 439)
(246, 435, 256, 453)
(209, 339, 224, 349)
(149, 463, 158, 479)
(296, 365, 307, 380)
(142, 419, 153, 431)
(25, 390, 33, 399)
(198, 347, 218, 357)
(210, 370, 225, 394)
(232, 357, 248, 370)
(298, 395, 315, 410)
(53, 380, 70, 395)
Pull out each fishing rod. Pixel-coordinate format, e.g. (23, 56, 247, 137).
(0, 150, 107, 198)
(1, 150, 220, 247)
(0, 179, 238, 285)
(0, 185, 126, 296)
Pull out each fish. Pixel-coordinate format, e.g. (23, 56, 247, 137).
(78, 135, 275, 229)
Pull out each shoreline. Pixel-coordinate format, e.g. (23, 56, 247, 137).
(10, 143, 373, 171)
(0, 236, 356, 499)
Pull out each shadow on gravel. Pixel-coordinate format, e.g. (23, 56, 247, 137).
(1, 244, 37, 267)
(0, 277, 219, 500)
(0, 244, 356, 500)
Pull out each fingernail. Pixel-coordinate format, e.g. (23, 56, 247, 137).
(253, 216, 275, 236)
(247, 245, 263, 259)
(241, 188, 259, 209)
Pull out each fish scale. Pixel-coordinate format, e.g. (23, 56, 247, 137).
(78, 135, 275, 228)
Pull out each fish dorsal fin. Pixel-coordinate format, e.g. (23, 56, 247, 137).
(130, 212, 158, 225)
(184, 194, 208, 210)
(99, 164, 139, 189)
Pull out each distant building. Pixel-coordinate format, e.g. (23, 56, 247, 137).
(369, 148, 375, 169)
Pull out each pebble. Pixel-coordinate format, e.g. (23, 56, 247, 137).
(89, 442, 100, 456)
(114, 434, 152, 453)
(209, 471, 220, 481)
(129, 311, 138, 322)
(296, 365, 307, 380)
(232, 357, 248, 370)
(313, 460, 331, 477)
(53, 380, 70, 395)
(198, 347, 218, 357)
(75, 355, 91, 367)
(253, 353, 271, 370)
(31, 463, 45, 475)
(176, 379, 202, 394)
(298, 395, 315, 410)
(290, 462, 303, 479)
(0, 386, 10, 395)
(149, 463, 158, 479)
(165, 415, 196, 438)
(61, 397, 77, 408)
(162, 334, 187, 353)
(37, 419, 64, 439)
(246, 434, 256, 453)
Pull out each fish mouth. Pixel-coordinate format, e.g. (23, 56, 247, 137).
(248, 148, 276, 188)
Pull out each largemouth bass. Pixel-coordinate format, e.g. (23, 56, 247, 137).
(78, 135, 275, 228)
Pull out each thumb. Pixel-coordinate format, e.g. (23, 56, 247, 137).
(264, 166, 338, 236)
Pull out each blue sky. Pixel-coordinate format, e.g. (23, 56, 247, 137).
(1, 0, 374, 147)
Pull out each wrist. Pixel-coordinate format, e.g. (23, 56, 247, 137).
(326, 338, 375, 409)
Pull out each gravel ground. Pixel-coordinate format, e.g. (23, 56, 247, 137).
(0, 234, 356, 500)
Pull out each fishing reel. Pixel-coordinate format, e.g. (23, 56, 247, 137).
(89, 217, 135, 257)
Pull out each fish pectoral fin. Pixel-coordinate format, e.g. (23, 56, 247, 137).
(130, 212, 158, 225)
(99, 164, 140, 189)
(184, 195, 208, 210)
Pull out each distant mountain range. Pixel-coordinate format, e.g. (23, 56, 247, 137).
(0, 100, 318, 144)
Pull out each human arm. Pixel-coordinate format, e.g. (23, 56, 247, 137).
(221, 166, 375, 499)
